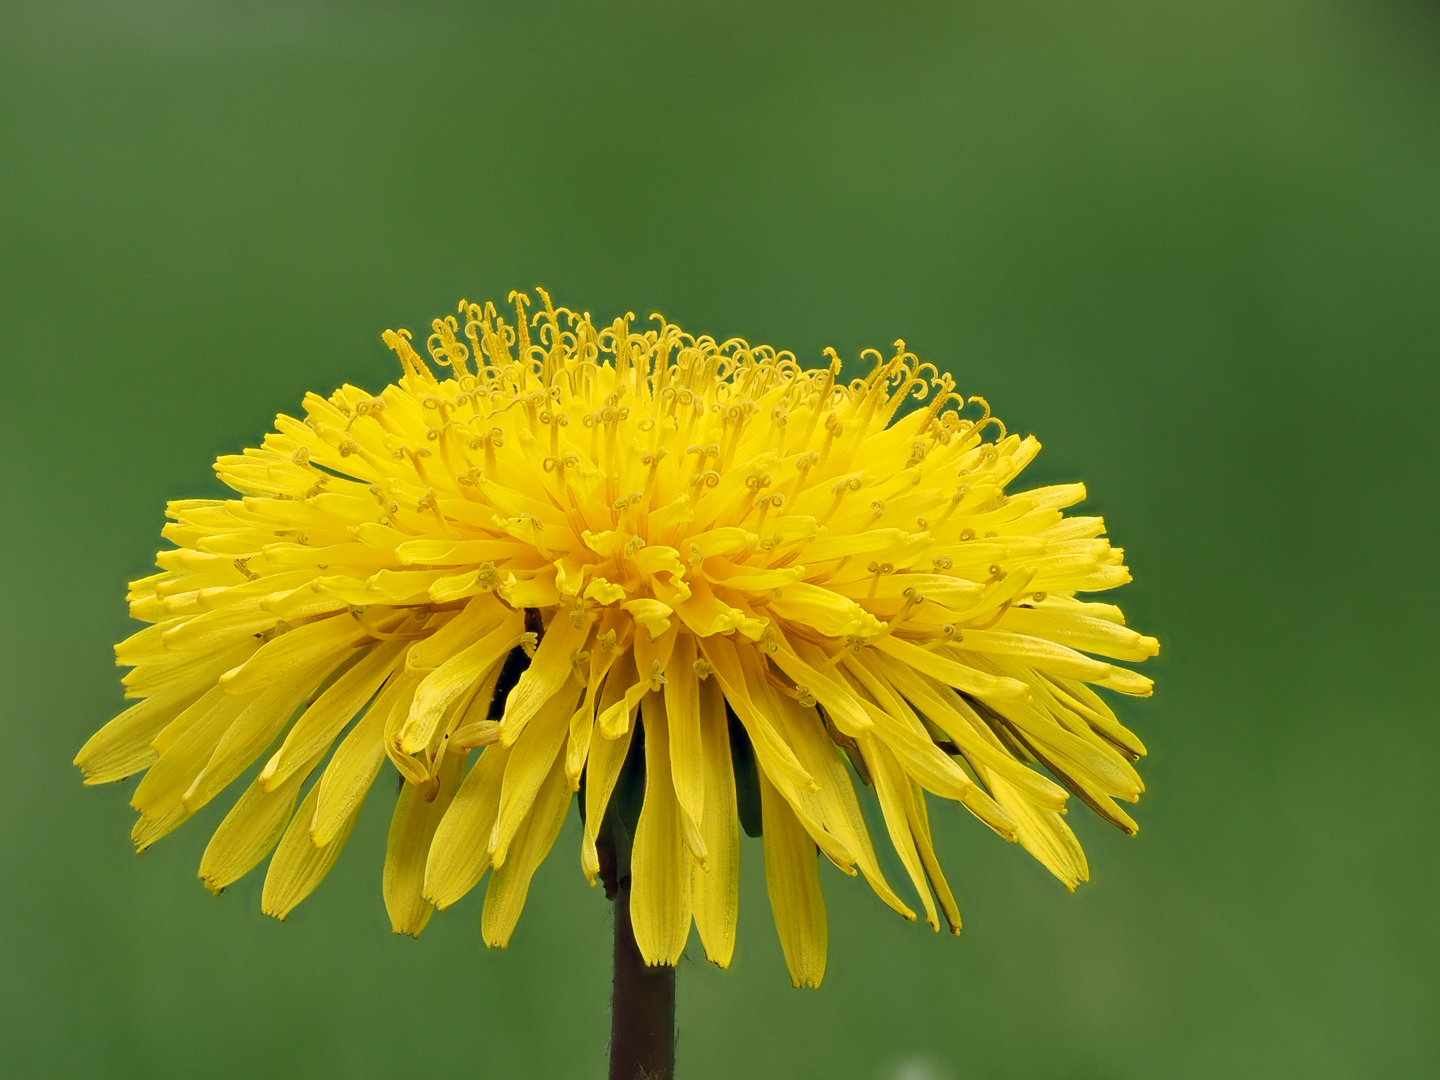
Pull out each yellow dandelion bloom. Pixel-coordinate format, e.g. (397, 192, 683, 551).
(77, 290, 1157, 988)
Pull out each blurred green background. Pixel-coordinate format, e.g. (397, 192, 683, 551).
(2, 1, 1436, 1077)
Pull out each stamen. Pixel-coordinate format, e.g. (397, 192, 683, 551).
(819, 475, 863, 525)
(865, 561, 894, 602)
(920, 623, 963, 651)
(753, 492, 785, 533)
(931, 486, 968, 529)
(417, 488, 449, 534)
(868, 588, 925, 644)
(426, 316, 470, 380)
(819, 412, 843, 465)
(381, 328, 435, 383)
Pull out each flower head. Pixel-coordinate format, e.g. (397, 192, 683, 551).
(78, 290, 1157, 987)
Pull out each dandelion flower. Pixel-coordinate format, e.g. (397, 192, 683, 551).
(78, 290, 1158, 994)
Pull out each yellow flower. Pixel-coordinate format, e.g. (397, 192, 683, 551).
(77, 290, 1158, 988)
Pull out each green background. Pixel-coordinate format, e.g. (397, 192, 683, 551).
(2, 1, 1436, 1077)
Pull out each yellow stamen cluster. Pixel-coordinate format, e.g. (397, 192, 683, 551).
(77, 290, 1158, 988)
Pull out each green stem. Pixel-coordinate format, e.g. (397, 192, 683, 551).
(596, 730, 675, 1080)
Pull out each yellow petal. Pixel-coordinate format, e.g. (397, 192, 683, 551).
(871, 655, 1068, 811)
(707, 641, 862, 872)
(481, 744, 572, 947)
(261, 779, 362, 920)
(690, 674, 738, 967)
(984, 694, 1141, 801)
(428, 567, 495, 604)
(872, 634, 1030, 701)
(584, 578, 627, 605)
(622, 598, 672, 641)
(566, 636, 621, 789)
(495, 569, 561, 608)
(767, 581, 884, 639)
(861, 736, 939, 932)
(1050, 674, 1148, 757)
(258, 641, 404, 792)
(497, 614, 591, 746)
(75, 666, 217, 785)
(759, 770, 827, 988)
(951, 629, 1113, 682)
(629, 692, 693, 966)
(581, 653, 640, 880)
(663, 633, 707, 864)
(312, 673, 413, 846)
(752, 675, 915, 921)
(983, 767, 1089, 889)
(490, 684, 582, 867)
(130, 687, 253, 844)
(400, 608, 525, 754)
(395, 537, 519, 565)
(904, 780, 961, 934)
(581, 730, 638, 888)
(995, 606, 1159, 662)
(218, 613, 369, 695)
(384, 750, 465, 936)
(837, 650, 1015, 834)
(424, 743, 511, 909)
(697, 635, 814, 795)
(596, 648, 649, 740)
(183, 653, 353, 815)
(158, 607, 275, 656)
(674, 579, 755, 638)
(683, 526, 756, 561)
(797, 527, 909, 564)
(404, 594, 508, 675)
(114, 615, 189, 666)
(199, 750, 316, 893)
(703, 558, 804, 592)
(120, 636, 261, 698)
(1095, 665, 1153, 696)
(767, 636, 875, 737)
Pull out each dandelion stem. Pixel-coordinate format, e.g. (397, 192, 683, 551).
(609, 867, 676, 1080)
(597, 733, 675, 1080)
